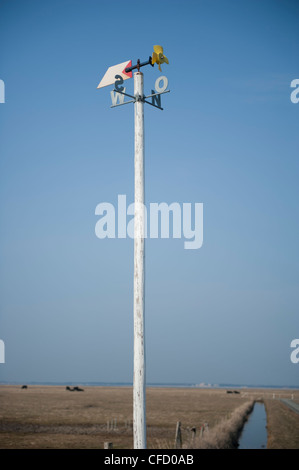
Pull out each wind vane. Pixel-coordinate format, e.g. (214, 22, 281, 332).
(97, 46, 170, 450)
(97, 45, 170, 110)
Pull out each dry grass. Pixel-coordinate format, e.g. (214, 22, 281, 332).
(0, 385, 298, 449)
(183, 400, 254, 449)
(265, 398, 299, 449)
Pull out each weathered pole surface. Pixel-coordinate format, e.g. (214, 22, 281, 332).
(133, 71, 146, 449)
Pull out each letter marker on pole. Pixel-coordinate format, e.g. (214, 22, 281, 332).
(97, 46, 170, 449)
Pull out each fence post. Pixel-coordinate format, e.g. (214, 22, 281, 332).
(174, 421, 182, 449)
(104, 442, 113, 449)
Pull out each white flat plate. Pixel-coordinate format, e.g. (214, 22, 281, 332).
(97, 60, 132, 89)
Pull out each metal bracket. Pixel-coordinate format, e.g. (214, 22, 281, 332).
(144, 90, 170, 100)
(110, 89, 170, 110)
(110, 99, 136, 108)
(125, 57, 154, 74)
(112, 89, 135, 99)
(142, 99, 163, 111)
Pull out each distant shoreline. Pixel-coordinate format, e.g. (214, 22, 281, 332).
(1, 381, 298, 390)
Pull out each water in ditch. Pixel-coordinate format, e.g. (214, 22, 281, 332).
(238, 402, 268, 449)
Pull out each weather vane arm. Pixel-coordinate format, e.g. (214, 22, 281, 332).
(125, 57, 154, 74)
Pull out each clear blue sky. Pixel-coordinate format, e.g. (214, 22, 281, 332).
(0, 0, 298, 387)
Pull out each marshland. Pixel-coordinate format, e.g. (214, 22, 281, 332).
(0, 385, 298, 449)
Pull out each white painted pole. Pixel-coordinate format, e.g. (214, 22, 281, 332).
(133, 71, 146, 449)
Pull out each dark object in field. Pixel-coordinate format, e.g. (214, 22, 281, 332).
(233, 391, 240, 394)
(21, 385, 28, 389)
(66, 386, 84, 392)
(226, 390, 240, 394)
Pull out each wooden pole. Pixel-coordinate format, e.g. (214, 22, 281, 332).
(133, 71, 146, 449)
(104, 442, 113, 449)
(174, 421, 182, 449)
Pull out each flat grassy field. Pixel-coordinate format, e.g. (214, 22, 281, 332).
(0, 385, 298, 449)
(264, 398, 299, 449)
